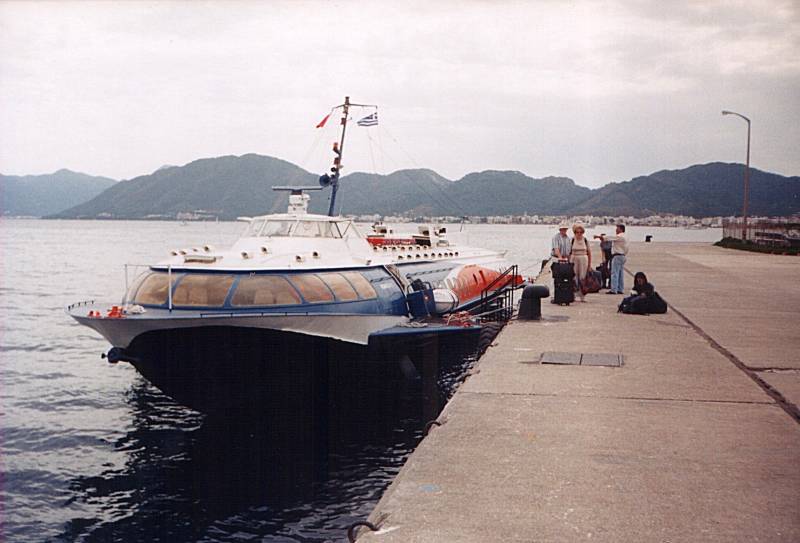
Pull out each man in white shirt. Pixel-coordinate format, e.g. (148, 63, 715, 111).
(595, 224, 628, 294)
(551, 222, 572, 260)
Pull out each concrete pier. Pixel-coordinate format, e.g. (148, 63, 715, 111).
(359, 242, 800, 542)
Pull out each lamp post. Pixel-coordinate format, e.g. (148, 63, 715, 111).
(721, 110, 751, 241)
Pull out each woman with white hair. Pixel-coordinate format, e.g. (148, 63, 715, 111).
(569, 223, 592, 301)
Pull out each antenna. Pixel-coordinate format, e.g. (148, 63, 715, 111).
(326, 96, 350, 216)
(318, 96, 377, 216)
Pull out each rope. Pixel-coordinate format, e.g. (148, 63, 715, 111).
(347, 521, 379, 542)
(445, 311, 473, 326)
(296, 127, 326, 177)
(424, 419, 443, 435)
(366, 131, 378, 174)
(296, 106, 337, 176)
(375, 125, 470, 217)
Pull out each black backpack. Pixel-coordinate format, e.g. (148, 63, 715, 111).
(619, 292, 667, 315)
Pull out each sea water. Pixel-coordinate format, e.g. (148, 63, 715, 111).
(0, 219, 721, 541)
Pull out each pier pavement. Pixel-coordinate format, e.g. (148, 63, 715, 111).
(359, 242, 800, 542)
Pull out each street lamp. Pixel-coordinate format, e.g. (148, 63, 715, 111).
(721, 110, 751, 241)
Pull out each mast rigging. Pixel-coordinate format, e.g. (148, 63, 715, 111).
(319, 96, 377, 216)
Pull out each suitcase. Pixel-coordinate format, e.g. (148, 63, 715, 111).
(551, 261, 575, 305)
(596, 263, 610, 288)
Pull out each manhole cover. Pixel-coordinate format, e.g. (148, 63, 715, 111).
(539, 351, 623, 367)
(581, 353, 623, 367)
(540, 351, 581, 365)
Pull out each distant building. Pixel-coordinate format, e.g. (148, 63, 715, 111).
(724, 217, 800, 247)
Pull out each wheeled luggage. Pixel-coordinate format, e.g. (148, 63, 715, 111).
(551, 261, 575, 305)
(596, 263, 610, 289)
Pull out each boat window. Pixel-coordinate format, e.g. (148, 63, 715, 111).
(340, 272, 377, 299)
(260, 220, 340, 238)
(244, 219, 265, 237)
(296, 220, 340, 238)
(231, 275, 301, 306)
(262, 220, 295, 237)
(335, 221, 359, 239)
(133, 272, 176, 305)
(293, 220, 324, 238)
(318, 273, 359, 301)
(125, 271, 149, 303)
(288, 274, 334, 303)
(172, 274, 235, 307)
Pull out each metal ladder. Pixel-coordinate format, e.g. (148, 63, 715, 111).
(476, 264, 519, 323)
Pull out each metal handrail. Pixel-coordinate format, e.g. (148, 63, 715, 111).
(483, 264, 518, 293)
(478, 264, 519, 322)
(66, 300, 96, 311)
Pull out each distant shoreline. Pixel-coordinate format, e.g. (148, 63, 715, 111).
(1, 215, 735, 228)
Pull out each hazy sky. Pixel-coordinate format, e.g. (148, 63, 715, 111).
(1, 1, 798, 188)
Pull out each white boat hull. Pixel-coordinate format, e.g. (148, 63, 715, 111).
(71, 306, 407, 347)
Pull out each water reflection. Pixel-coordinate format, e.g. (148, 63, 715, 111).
(57, 339, 477, 542)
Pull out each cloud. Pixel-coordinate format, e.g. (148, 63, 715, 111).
(0, 0, 797, 187)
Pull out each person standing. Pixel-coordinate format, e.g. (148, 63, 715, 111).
(595, 224, 628, 294)
(569, 223, 592, 301)
(551, 222, 572, 260)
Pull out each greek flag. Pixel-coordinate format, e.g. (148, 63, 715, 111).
(357, 112, 378, 127)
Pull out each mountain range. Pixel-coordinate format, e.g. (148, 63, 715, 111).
(4, 155, 798, 219)
(1, 169, 116, 217)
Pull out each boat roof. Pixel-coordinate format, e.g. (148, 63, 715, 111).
(240, 212, 352, 222)
(147, 190, 505, 272)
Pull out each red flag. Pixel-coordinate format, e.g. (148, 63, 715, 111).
(316, 113, 331, 128)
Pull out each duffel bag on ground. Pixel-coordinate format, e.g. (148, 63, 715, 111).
(581, 270, 602, 294)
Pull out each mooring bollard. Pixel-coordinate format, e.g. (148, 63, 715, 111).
(519, 285, 550, 320)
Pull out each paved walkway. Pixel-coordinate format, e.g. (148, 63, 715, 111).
(359, 242, 800, 543)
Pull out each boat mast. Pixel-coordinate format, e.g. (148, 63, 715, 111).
(328, 96, 350, 216)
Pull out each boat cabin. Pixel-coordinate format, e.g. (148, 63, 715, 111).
(125, 268, 393, 310)
(241, 216, 360, 240)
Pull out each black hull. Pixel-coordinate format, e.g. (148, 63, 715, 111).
(125, 326, 480, 414)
